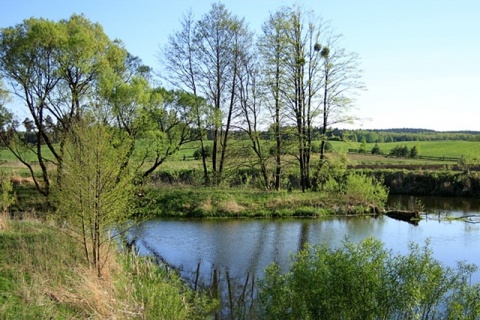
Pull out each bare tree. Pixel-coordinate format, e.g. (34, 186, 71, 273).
(162, 11, 211, 185)
(162, 4, 253, 185)
(260, 6, 324, 191)
(315, 37, 365, 160)
(258, 9, 291, 191)
(236, 45, 271, 189)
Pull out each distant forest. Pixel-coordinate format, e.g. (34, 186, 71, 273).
(326, 128, 480, 143)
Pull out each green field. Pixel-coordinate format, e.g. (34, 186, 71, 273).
(2, 140, 479, 175)
(329, 140, 480, 159)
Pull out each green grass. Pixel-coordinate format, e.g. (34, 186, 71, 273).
(331, 140, 480, 159)
(0, 218, 216, 319)
(134, 184, 384, 219)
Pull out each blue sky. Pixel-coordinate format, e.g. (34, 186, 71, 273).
(1, 0, 479, 131)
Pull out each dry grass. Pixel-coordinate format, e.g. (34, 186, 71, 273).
(200, 196, 213, 212)
(219, 199, 245, 213)
(0, 215, 203, 319)
(0, 212, 7, 231)
(0, 217, 137, 319)
(9, 175, 35, 186)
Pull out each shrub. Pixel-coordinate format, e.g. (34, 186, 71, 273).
(258, 238, 480, 319)
(344, 173, 388, 206)
(371, 143, 381, 155)
(193, 145, 212, 160)
(410, 145, 419, 158)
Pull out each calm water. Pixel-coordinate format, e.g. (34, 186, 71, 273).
(128, 196, 480, 316)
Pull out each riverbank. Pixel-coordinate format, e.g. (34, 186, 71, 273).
(0, 216, 216, 319)
(362, 169, 480, 197)
(133, 186, 384, 219)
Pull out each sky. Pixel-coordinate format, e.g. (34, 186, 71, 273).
(1, 0, 479, 131)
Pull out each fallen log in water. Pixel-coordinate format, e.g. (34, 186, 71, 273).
(385, 210, 420, 223)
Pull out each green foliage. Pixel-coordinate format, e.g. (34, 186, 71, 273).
(371, 143, 381, 155)
(359, 137, 367, 153)
(258, 238, 480, 319)
(193, 144, 213, 160)
(116, 252, 218, 319)
(344, 173, 388, 205)
(314, 156, 388, 207)
(53, 119, 134, 276)
(389, 145, 410, 157)
(0, 14, 129, 196)
(410, 145, 419, 158)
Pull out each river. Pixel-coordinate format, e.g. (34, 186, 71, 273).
(127, 195, 480, 317)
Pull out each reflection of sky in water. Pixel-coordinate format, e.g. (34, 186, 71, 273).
(132, 212, 480, 286)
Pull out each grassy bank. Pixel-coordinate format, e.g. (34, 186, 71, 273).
(0, 216, 216, 319)
(134, 184, 385, 219)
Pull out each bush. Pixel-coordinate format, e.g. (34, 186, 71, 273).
(315, 158, 388, 207)
(371, 143, 381, 155)
(410, 145, 419, 158)
(311, 142, 332, 154)
(344, 173, 388, 206)
(258, 238, 480, 319)
(193, 145, 212, 160)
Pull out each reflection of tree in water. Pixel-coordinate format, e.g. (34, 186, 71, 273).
(182, 262, 257, 319)
(299, 221, 310, 251)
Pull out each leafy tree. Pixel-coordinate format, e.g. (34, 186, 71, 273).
(0, 15, 127, 196)
(409, 145, 419, 158)
(138, 88, 201, 178)
(371, 143, 381, 155)
(389, 145, 409, 157)
(359, 137, 367, 153)
(193, 145, 212, 160)
(53, 116, 134, 277)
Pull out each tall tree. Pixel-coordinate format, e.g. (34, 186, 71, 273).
(237, 43, 271, 189)
(162, 10, 211, 185)
(163, 3, 253, 185)
(0, 15, 127, 196)
(259, 6, 324, 191)
(315, 37, 364, 160)
(258, 10, 290, 191)
(194, 3, 250, 184)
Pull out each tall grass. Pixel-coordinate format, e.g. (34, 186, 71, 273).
(0, 218, 216, 319)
